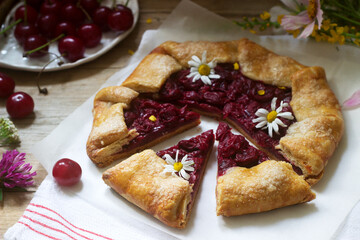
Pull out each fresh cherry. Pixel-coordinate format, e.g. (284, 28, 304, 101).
(14, 23, 39, 45)
(58, 36, 85, 62)
(77, 23, 102, 48)
(92, 6, 112, 31)
(0, 73, 15, 98)
(37, 13, 59, 39)
(60, 3, 86, 26)
(24, 34, 49, 58)
(52, 158, 82, 186)
(15, 5, 38, 24)
(40, 0, 62, 16)
(107, 5, 134, 32)
(54, 21, 77, 38)
(6, 92, 35, 118)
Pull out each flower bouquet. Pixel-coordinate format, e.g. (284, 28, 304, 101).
(235, 0, 360, 109)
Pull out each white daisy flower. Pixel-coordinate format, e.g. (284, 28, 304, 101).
(186, 51, 220, 85)
(162, 150, 194, 181)
(252, 97, 294, 138)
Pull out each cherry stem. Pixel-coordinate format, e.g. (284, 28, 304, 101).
(0, 188, 3, 202)
(0, 19, 22, 35)
(112, 0, 116, 8)
(125, 0, 129, 6)
(23, 33, 65, 57)
(77, 2, 92, 21)
(23, 2, 28, 24)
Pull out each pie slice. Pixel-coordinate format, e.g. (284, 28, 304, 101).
(215, 122, 315, 216)
(102, 130, 215, 228)
(86, 86, 200, 167)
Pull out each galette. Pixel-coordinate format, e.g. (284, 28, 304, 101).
(87, 38, 344, 223)
(102, 130, 214, 228)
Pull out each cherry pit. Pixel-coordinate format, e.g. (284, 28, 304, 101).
(2, 0, 134, 63)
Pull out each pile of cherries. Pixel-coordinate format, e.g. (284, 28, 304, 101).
(10, 0, 134, 62)
(0, 72, 34, 118)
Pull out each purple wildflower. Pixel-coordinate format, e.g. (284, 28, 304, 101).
(0, 150, 37, 189)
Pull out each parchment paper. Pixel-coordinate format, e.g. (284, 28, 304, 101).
(31, 1, 360, 239)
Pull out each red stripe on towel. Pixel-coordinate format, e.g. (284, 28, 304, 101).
(22, 215, 78, 240)
(29, 203, 114, 240)
(18, 221, 62, 240)
(25, 209, 93, 240)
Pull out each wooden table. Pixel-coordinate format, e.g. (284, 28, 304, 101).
(0, 0, 279, 236)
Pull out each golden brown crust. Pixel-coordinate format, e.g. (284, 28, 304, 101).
(216, 160, 315, 216)
(278, 67, 344, 184)
(86, 86, 139, 167)
(86, 85, 200, 167)
(102, 149, 192, 228)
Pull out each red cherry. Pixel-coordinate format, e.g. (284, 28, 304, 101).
(37, 14, 59, 39)
(52, 158, 82, 186)
(15, 5, 38, 24)
(58, 36, 85, 62)
(40, 0, 62, 16)
(24, 34, 49, 58)
(0, 73, 15, 98)
(27, 0, 43, 9)
(77, 24, 102, 48)
(14, 23, 39, 45)
(54, 21, 77, 38)
(92, 6, 112, 31)
(60, 3, 86, 26)
(6, 92, 35, 118)
(107, 5, 134, 32)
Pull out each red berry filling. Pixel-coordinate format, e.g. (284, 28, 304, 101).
(158, 63, 296, 163)
(216, 122, 269, 177)
(157, 130, 214, 186)
(123, 98, 200, 153)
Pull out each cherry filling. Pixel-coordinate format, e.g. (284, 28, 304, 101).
(157, 130, 214, 186)
(158, 63, 296, 163)
(216, 122, 269, 177)
(123, 98, 200, 152)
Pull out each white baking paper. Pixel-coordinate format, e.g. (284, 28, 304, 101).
(31, 0, 360, 239)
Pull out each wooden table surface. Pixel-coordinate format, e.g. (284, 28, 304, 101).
(0, 0, 279, 237)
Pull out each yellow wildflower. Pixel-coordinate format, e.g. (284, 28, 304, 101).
(260, 11, 271, 20)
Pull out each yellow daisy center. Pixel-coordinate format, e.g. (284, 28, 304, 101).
(307, 0, 317, 20)
(267, 110, 278, 123)
(233, 62, 240, 70)
(174, 162, 183, 171)
(257, 90, 265, 95)
(198, 64, 211, 76)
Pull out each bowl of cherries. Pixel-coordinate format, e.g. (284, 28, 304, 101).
(0, 0, 139, 72)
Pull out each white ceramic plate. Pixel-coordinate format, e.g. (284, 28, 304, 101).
(0, 0, 139, 72)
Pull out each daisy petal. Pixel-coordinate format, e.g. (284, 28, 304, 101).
(256, 121, 268, 128)
(180, 169, 190, 180)
(193, 74, 201, 82)
(191, 55, 201, 63)
(164, 154, 175, 165)
(253, 116, 266, 123)
(256, 108, 269, 116)
(188, 60, 200, 67)
(202, 51, 207, 63)
(343, 89, 360, 109)
(201, 75, 212, 85)
(208, 60, 216, 68)
(183, 166, 194, 172)
(277, 112, 294, 120)
(209, 74, 220, 79)
(272, 121, 279, 134)
(271, 97, 277, 110)
(268, 123, 273, 138)
(274, 118, 287, 127)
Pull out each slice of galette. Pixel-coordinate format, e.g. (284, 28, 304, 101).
(86, 86, 200, 167)
(215, 122, 315, 216)
(102, 130, 215, 228)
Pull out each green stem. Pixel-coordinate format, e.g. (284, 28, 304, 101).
(24, 33, 65, 57)
(125, 0, 130, 6)
(0, 188, 3, 202)
(0, 19, 22, 35)
(326, 11, 360, 26)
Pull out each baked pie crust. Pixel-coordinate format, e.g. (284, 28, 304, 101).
(88, 38, 344, 220)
